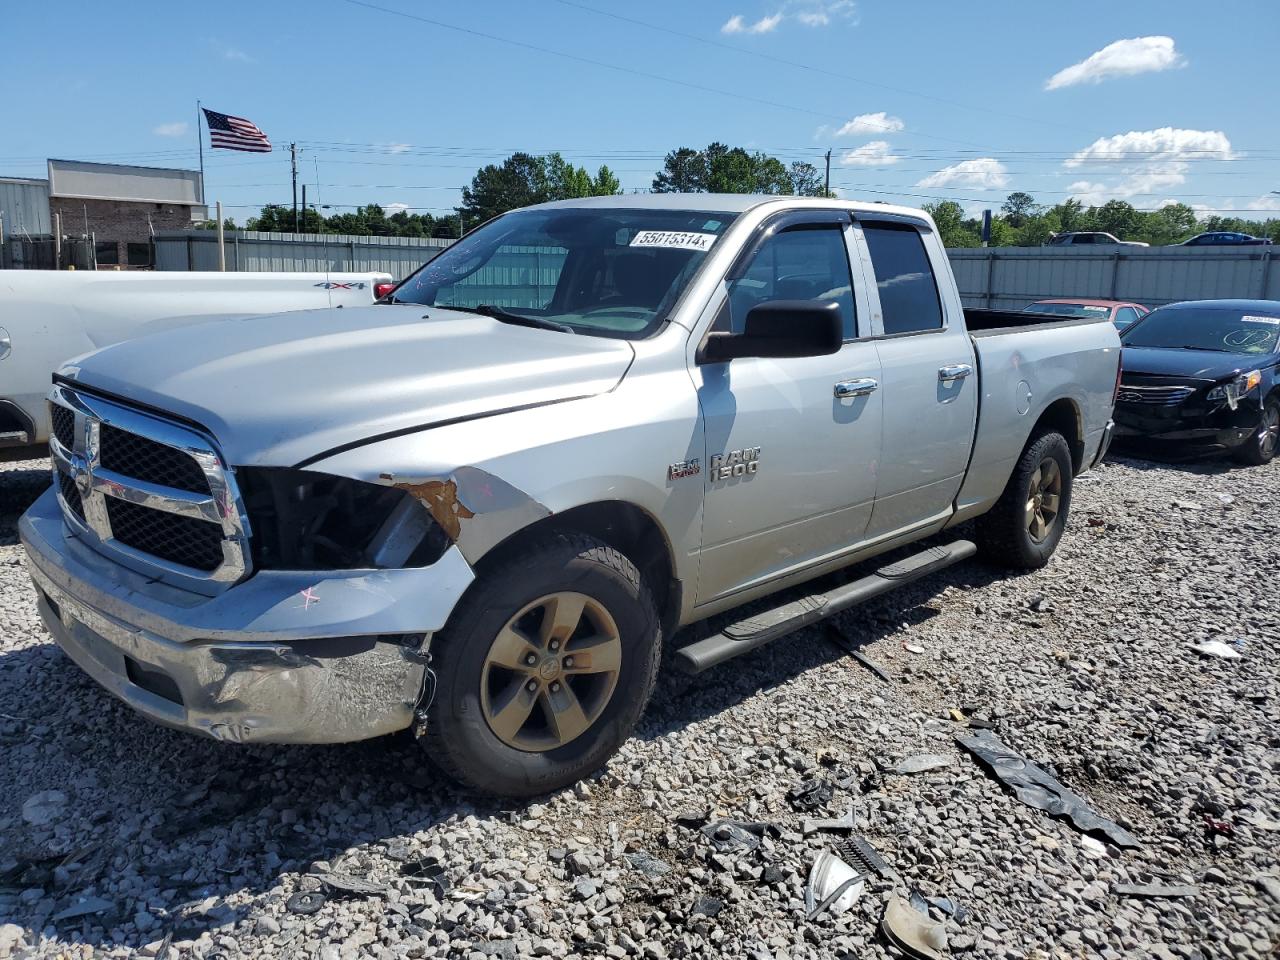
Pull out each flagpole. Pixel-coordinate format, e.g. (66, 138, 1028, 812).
(196, 100, 206, 206)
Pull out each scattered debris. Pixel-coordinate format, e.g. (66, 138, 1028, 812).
(624, 851, 672, 878)
(903, 642, 926, 655)
(313, 870, 388, 897)
(1192, 640, 1241, 660)
(1172, 500, 1202, 511)
(956, 730, 1140, 848)
(1114, 882, 1199, 899)
(51, 896, 116, 923)
(698, 819, 779, 854)
(1080, 836, 1108, 859)
(826, 624, 892, 682)
(1201, 814, 1234, 837)
(803, 808, 855, 836)
(787, 778, 835, 811)
(804, 850, 865, 921)
(1028, 595, 1052, 613)
(925, 895, 971, 924)
(881, 894, 949, 960)
(21, 790, 68, 827)
(286, 891, 327, 915)
(832, 834, 899, 885)
(400, 856, 450, 898)
(893, 754, 952, 775)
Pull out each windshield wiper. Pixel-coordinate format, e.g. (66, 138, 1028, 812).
(449, 303, 574, 333)
(1177, 344, 1230, 352)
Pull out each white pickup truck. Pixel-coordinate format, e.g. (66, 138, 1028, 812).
(20, 195, 1121, 796)
(0, 270, 392, 461)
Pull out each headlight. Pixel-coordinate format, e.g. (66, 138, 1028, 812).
(237, 467, 450, 570)
(1206, 370, 1262, 410)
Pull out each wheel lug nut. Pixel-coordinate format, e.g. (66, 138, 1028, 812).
(526, 680, 537, 692)
(525, 653, 537, 665)
(563, 657, 574, 668)
(550, 681, 561, 693)
(549, 640, 559, 652)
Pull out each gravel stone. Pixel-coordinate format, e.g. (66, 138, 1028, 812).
(2, 452, 1279, 958)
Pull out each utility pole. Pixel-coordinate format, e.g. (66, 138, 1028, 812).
(291, 143, 299, 234)
(824, 149, 832, 197)
(301, 185, 307, 234)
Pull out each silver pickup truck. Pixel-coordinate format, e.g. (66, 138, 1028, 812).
(20, 195, 1120, 796)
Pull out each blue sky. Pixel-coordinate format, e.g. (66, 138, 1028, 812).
(2, 0, 1277, 222)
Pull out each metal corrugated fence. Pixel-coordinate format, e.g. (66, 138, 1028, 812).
(155, 230, 453, 280)
(949, 245, 1279, 310)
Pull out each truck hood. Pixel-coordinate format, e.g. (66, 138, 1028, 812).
(1120, 346, 1275, 382)
(63, 305, 635, 466)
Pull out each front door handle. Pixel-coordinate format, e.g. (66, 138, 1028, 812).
(834, 378, 878, 398)
(938, 363, 974, 382)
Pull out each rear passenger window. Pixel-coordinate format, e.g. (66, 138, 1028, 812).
(724, 226, 856, 339)
(861, 221, 943, 335)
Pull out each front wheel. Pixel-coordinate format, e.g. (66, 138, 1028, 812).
(1232, 399, 1279, 466)
(421, 533, 661, 797)
(975, 430, 1074, 569)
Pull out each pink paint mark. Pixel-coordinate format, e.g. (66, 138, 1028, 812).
(300, 587, 320, 610)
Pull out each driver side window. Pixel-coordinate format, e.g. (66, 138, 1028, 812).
(721, 226, 857, 339)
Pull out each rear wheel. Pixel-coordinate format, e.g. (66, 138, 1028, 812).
(1232, 399, 1279, 466)
(975, 431, 1074, 569)
(422, 533, 661, 797)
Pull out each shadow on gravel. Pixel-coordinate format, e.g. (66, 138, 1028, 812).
(1106, 441, 1243, 474)
(0, 468, 50, 544)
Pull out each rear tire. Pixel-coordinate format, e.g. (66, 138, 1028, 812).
(422, 533, 661, 797)
(1232, 398, 1279, 466)
(975, 430, 1074, 570)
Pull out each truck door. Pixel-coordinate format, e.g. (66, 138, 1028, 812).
(853, 218, 978, 538)
(692, 212, 883, 604)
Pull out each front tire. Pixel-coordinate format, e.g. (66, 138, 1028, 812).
(1232, 398, 1279, 466)
(422, 533, 661, 797)
(975, 430, 1074, 570)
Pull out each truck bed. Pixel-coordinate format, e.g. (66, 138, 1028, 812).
(963, 307, 1114, 336)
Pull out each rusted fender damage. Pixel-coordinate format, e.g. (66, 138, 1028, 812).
(380, 465, 551, 563)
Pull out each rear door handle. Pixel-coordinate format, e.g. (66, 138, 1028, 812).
(938, 363, 974, 382)
(834, 378, 878, 398)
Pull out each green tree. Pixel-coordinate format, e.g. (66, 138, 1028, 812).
(592, 164, 622, 196)
(245, 203, 324, 233)
(787, 161, 829, 197)
(1046, 198, 1086, 235)
(653, 143, 796, 194)
(652, 147, 707, 192)
(1091, 200, 1140, 240)
(460, 152, 549, 224)
(922, 201, 979, 248)
(1000, 192, 1038, 228)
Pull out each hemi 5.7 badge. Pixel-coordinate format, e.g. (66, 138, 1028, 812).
(667, 459, 701, 480)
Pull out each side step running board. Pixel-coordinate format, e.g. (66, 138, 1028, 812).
(674, 540, 976, 674)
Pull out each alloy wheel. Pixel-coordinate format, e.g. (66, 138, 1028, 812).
(1025, 457, 1062, 543)
(1259, 405, 1279, 460)
(479, 592, 622, 752)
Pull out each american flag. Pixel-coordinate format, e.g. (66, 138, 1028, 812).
(202, 108, 272, 153)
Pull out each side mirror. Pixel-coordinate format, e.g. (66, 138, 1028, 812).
(699, 300, 843, 363)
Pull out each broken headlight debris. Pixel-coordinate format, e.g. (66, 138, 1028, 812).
(237, 467, 450, 571)
(1206, 369, 1261, 410)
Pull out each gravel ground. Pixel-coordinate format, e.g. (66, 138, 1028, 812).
(1, 450, 1277, 960)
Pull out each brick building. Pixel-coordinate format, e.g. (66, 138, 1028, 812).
(0, 159, 205, 268)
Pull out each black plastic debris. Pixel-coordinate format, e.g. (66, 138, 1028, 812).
(956, 730, 1139, 849)
(826, 624, 892, 682)
(787, 778, 835, 812)
(285, 891, 327, 915)
(51, 896, 116, 923)
(400, 856, 450, 899)
(833, 834, 898, 885)
(691, 895, 725, 918)
(314, 871, 388, 897)
(674, 808, 713, 829)
(1114, 882, 1198, 899)
(925, 895, 971, 924)
(699, 819, 780, 853)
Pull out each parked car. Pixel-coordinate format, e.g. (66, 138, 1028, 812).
(1115, 299, 1280, 464)
(1045, 232, 1149, 248)
(1178, 232, 1273, 246)
(0, 270, 394, 462)
(20, 194, 1121, 796)
(1025, 298, 1149, 332)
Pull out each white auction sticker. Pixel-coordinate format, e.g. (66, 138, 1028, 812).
(1240, 315, 1280, 325)
(629, 230, 717, 251)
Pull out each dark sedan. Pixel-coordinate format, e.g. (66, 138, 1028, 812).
(1179, 232, 1273, 246)
(1115, 299, 1280, 464)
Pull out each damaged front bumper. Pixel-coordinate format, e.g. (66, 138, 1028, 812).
(1113, 399, 1260, 451)
(19, 488, 474, 744)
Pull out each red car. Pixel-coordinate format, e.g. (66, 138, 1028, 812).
(1024, 299, 1149, 332)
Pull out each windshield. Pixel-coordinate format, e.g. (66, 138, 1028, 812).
(1121, 306, 1280, 355)
(392, 207, 738, 338)
(1025, 302, 1112, 319)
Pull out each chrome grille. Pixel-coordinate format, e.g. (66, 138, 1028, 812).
(47, 385, 250, 588)
(1115, 383, 1197, 405)
(100, 424, 212, 494)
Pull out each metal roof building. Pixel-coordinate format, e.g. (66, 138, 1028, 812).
(0, 176, 53, 236)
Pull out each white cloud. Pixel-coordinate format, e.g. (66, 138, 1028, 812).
(1060, 128, 1235, 204)
(840, 141, 899, 166)
(382, 143, 412, 154)
(1064, 127, 1233, 167)
(916, 158, 1009, 190)
(795, 0, 856, 26)
(385, 202, 410, 215)
(721, 12, 783, 34)
(153, 121, 188, 138)
(1046, 36, 1184, 90)
(834, 111, 904, 137)
(223, 47, 251, 62)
